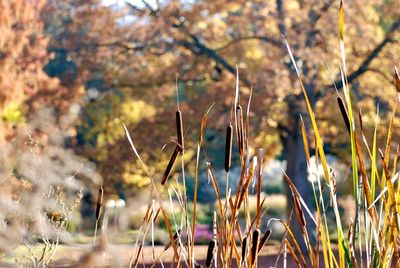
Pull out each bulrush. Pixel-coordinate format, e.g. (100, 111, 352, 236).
(161, 109, 184, 185)
(205, 239, 217, 268)
(225, 123, 233, 172)
(176, 110, 184, 151)
(292, 195, 306, 232)
(164, 229, 181, 250)
(236, 105, 244, 155)
(258, 229, 272, 253)
(337, 96, 350, 133)
(95, 185, 103, 221)
(250, 229, 260, 266)
(241, 237, 248, 264)
(161, 145, 180, 185)
(93, 185, 103, 245)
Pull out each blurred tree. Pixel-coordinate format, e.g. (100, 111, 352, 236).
(0, 0, 102, 240)
(0, 0, 58, 141)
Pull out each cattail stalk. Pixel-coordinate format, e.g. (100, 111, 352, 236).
(225, 123, 233, 216)
(175, 109, 191, 265)
(256, 148, 263, 227)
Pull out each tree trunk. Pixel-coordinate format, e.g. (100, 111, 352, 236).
(282, 96, 316, 253)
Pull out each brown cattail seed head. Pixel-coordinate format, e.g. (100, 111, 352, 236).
(225, 124, 233, 172)
(161, 145, 180, 185)
(176, 110, 184, 151)
(205, 239, 217, 268)
(236, 105, 244, 154)
(241, 236, 248, 262)
(337, 96, 350, 133)
(95, 186, 104, 220)
(292, 195, 306, 228)
(258, 229, 272, 253)
(251, 229, 260, 265)
(164, 228, 181, 250)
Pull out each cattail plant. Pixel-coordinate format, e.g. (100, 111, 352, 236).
(93, 184, 103, 245)
(337, 96, 350, 133)
(224, 123, 233, 207)
(236, 105, 244, 156)
(250, 229, 260, 266)
(161, 107, 184, 185)
(205, 239, 217, 268)
(225, 124, 233, 173)
(176, 110, 184, 151)
(258, 229, 272, 253)
(164, 228, 181, 250)
(161, 145, 180, 185)
(241, 237, 248, 266)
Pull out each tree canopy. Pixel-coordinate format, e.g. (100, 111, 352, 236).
(1, 0, 399, 198)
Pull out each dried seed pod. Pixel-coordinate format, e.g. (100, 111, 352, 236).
(176, 110, 184, 150)
(337, 96, 350, 133)
(95, 186, 103, 220)
(205, 239, 217, 268)
(258, 229, 272, 252)
(161, 145, 180, 185)
(241, 236, 248, 262)
(225, 124, 233, 172)
(236, 105, 244, 154)
(358, 109, 364, 134)
(250, 229, 260, 265)
(292, 195, 306, 228)
(164, 229, 181, 250)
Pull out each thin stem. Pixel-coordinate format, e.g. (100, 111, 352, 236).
(93, 220, 99, 245)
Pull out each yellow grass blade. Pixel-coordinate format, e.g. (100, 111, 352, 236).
(284, 38, 330, 184)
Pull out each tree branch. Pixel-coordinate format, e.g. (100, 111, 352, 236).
(215, 35, 282, 51)
(276, 0, 287, 36)
(319, 20, 400, 96)
(177, 36, 251, 87)
(305, 0, 335, 47)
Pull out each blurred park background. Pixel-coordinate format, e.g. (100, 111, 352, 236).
(0, 0, 399, 264)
